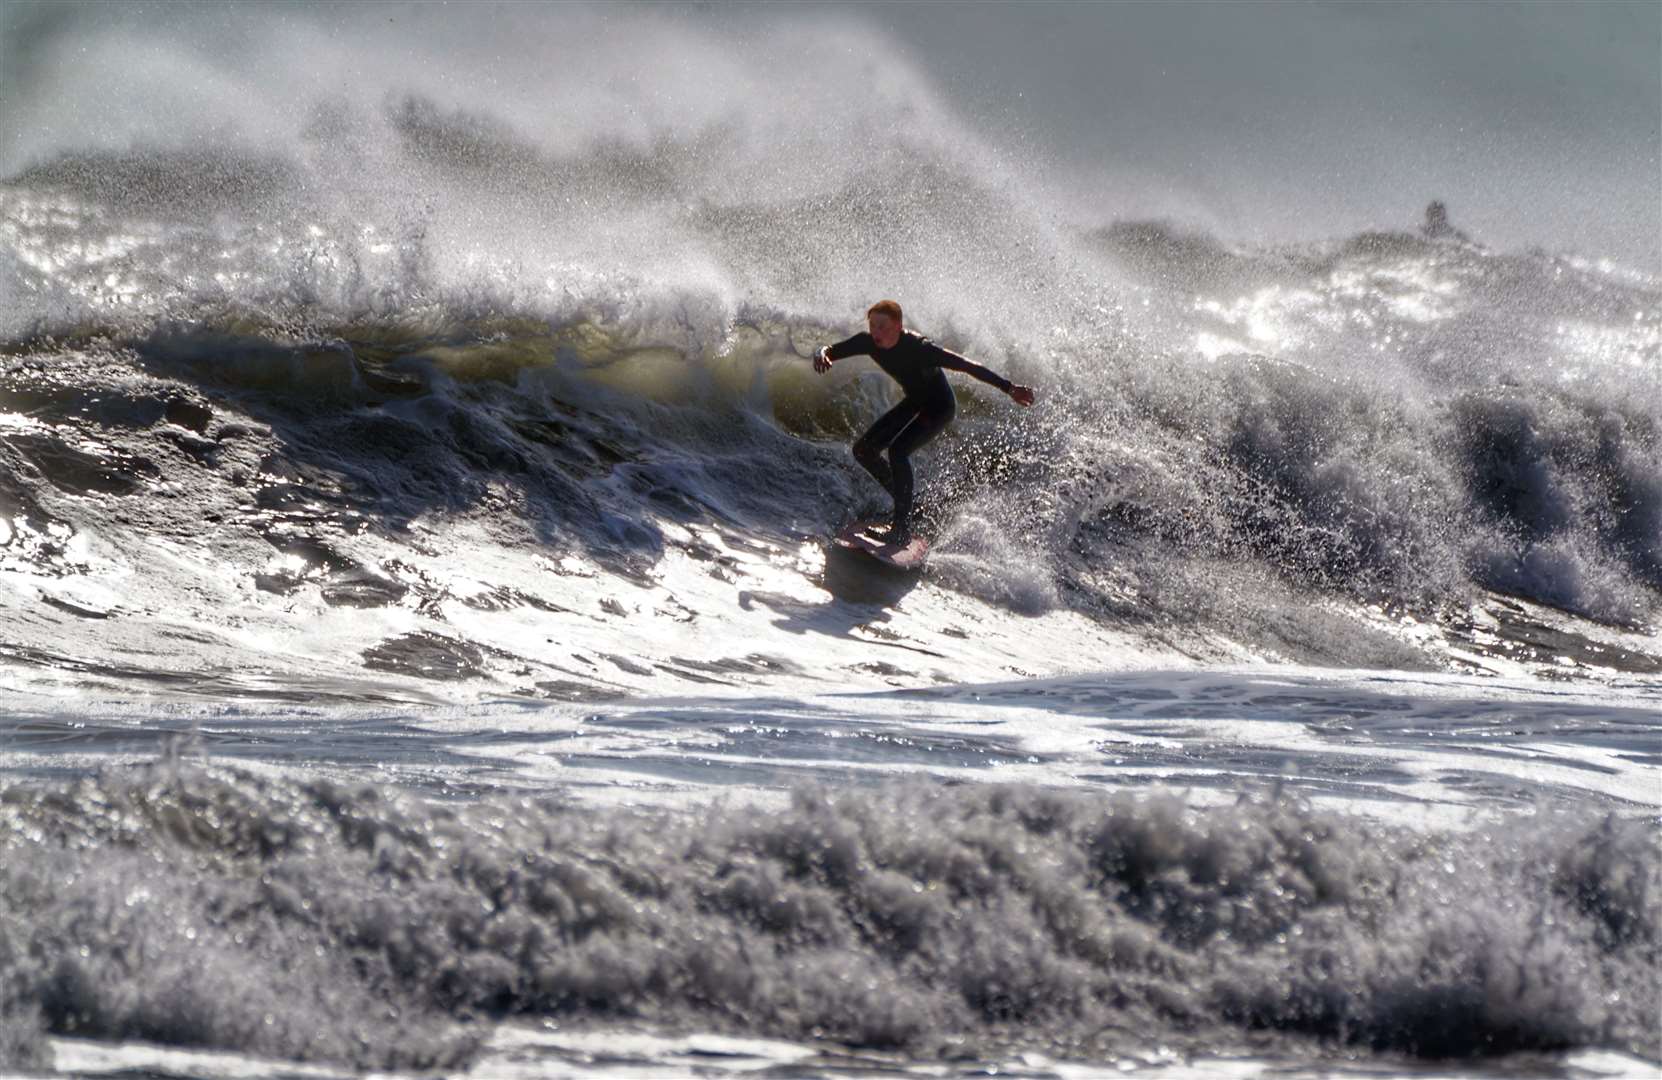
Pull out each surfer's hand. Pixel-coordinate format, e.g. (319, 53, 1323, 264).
(813, 347, 834, 373)
(1008, 384, 1036, 407)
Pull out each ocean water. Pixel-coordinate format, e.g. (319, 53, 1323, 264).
(1, 3, 1658, 1077)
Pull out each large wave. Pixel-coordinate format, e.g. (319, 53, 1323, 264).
(1, 2, 1658, 687)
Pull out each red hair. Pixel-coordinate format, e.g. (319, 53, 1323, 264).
(866, 299, 903, 324)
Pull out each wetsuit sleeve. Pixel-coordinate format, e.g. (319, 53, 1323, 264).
(926, 341, 1013, 394)
(825, 333, 875, 361)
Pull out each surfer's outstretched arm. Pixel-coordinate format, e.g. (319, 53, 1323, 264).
(927, 343, 1037, 407)
(814, 333, 873, 372)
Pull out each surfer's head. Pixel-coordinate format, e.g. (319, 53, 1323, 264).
(866, 299, 903, 349)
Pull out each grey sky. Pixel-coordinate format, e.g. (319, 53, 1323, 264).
(851, 0, 1660, 266)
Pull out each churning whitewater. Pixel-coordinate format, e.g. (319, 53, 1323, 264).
(1, 2, 1658, 1077)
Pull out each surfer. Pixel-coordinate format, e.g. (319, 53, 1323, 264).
(815, 300, 1035, 545)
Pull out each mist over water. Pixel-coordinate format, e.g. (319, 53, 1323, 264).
(5, 0, 1657, 267)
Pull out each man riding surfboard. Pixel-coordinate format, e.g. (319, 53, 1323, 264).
(815, 300, 1035, 546)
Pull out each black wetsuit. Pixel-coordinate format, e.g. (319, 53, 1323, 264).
(825, 330, 1013, 535)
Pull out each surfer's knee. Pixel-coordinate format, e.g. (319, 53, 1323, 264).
(853, 439, 882, 467)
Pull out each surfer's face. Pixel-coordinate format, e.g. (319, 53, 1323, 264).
(868, 312, 902, 349)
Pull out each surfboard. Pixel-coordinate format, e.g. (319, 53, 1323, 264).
(833, 520, 929, 569)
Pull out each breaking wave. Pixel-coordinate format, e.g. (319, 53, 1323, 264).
(4, 1, 1659, 673)
(3, 187, 1658, 674)
(0, 765, 1655, 1070)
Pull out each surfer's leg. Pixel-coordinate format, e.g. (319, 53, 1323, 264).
(852, 401, 918, 497)
(885, 405, 953, 539)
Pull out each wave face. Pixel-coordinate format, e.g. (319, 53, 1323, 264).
(0, 765, 1656, 1071)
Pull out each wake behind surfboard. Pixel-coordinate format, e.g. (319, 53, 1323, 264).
(833, 520, 929, 569)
